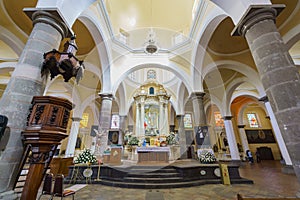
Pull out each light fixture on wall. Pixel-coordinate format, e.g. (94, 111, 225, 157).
(41, 35, 85, 84)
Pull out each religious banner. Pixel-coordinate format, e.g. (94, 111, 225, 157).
(220, 163, 231, 185)
(90, 125, 98, 137)
(195, 126, 208, 147)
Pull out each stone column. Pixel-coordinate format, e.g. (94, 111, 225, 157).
(135, 103, 140, 136)
(224, 116, 240, 160)
(97, 93, 113, 156)
(176, 115, 187, 159)
(234, 6, 300, 183)
(119, 115, 127, 132)
(259, 96, 293, 167)
(237, 125, 249, 158)
(190, 92, 207, 125)
(128, 125, 134, 133)
(65, 117, 82, 157)
(159, 101, 164, 135)
(119, 115, 127, 145)
(128, 109, 134, 132)
(169, 107, 175, 132)
(0, 10, 69, 195)
(190, 92, 210, 147)
(140, 103, 145, 136)
(164, 103, 169, 135)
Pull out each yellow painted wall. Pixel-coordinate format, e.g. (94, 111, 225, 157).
(243, 105, 281, 160)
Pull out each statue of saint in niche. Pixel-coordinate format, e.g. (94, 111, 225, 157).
(144, 105, 158, 131)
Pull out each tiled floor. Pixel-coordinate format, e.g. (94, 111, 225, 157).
(38, 160, 300, 200)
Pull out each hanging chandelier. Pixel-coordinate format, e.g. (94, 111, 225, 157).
(144, 29, 159, 54)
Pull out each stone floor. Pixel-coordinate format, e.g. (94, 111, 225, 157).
(38, 160, 300, 200)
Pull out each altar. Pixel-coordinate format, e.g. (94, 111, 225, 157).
(137, 147, 170, 163)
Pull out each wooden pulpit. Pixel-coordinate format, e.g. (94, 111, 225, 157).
(20, 96, 73, 200)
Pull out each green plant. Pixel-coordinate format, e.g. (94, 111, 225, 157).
(199, 150, 217, 164)
(166, 133, 177, 145)
(128, 136, 139, 146)
(74, 149, 97, 165)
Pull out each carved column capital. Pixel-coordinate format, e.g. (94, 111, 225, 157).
(176, 114, 184, 119)
(71, 117, 82, 122)
(24, 9, 72, 38)
(232, 5, 285, 37)
(99, 93, 113, 101)
(190, 92, 205, 101)
(237, 125, 246, 128)
(259, 95, 269, 103)
(223, 116, 233, 121)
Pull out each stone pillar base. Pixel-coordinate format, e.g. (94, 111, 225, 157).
(0, 190, 18, 200)
(281, 165, 295, 174)
(296, 190, 300, 198)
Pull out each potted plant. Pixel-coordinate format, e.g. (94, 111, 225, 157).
(166, 132, 177, 145)
(128, 136, 139, 146)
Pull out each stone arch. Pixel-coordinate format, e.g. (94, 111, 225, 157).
(224, 77, 255, 115)
(283, 23, 300, 51)
(281, 0, 300, 49)
(116, 82, 127, 115)
(192, 14, 228, 91)
(0, 25, 25, 56)
(79, 94, 100, 120)
(205, 103, 223, 131)
(176, 82, 188, 115)
(112, 62, 192, 96)
(233, 95, 264, 125)
(203, 60, 265, 96)
(204, 92, 225, 119)
(77, 12, 111, 93)
(0, 62, 17, 70)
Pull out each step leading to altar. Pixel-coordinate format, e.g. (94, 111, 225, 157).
(65, 159, 253, 189)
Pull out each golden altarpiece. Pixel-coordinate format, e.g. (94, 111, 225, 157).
(128, 73, 180, 163)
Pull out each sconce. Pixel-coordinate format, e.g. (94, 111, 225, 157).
(41, 35, 85, 84)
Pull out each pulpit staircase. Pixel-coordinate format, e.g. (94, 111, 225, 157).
(13, 144, 54, 197)
(13, 144, 32, 196)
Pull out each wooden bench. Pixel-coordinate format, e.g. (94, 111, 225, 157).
(237, 194, 300, 200)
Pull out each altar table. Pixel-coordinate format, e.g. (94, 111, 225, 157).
(137, 147, 170, 163)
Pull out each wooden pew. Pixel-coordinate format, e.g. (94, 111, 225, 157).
(237, 194, 300, 200)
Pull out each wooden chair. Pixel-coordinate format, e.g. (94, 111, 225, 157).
(52, 174, 75, 200)
(38, 173, 53, 200)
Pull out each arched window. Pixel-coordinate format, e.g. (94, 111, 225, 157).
(184, 113, 193, 129)
(247, 113, 259, 128)
(149, 87, 154, 95)
(147, 69, 156, 79)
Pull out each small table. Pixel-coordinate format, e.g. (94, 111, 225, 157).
(137, 147, 170, 163)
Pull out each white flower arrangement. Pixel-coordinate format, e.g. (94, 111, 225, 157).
(199, 150, 217, 164)
(74, 149, 97, 165)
